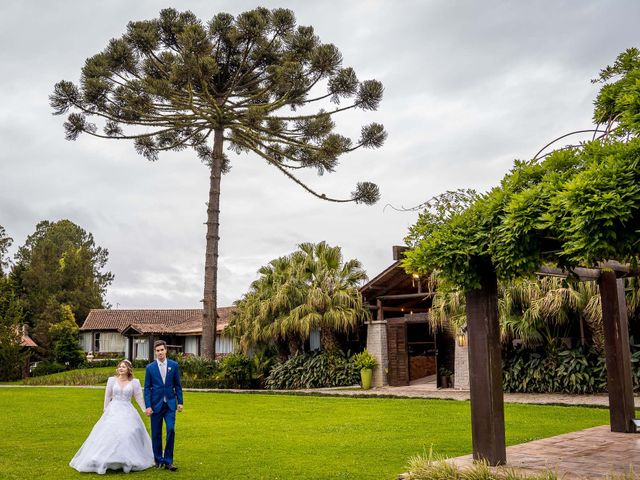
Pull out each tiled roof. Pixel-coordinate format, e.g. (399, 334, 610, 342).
(80, 307, 234, 335)
(21, 333, 37, 348)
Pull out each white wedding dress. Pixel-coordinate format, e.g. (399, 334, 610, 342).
(70, 377, 155, 474)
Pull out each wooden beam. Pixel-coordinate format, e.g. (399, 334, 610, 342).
(367, 305, 429, 313)
(599, 271, 636, 433)
(377, 292, 435, 300)
(466, 266, 506, 465)
(375, 272, 411, 297)
(535, 265, 601, 281)
(536, 261, 640, 282)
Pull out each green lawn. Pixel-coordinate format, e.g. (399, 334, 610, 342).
(0, 386, 609, 480)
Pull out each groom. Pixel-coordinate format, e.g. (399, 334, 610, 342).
(144, 340, 183, 472)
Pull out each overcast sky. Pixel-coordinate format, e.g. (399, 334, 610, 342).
(1, 1, 638, 311)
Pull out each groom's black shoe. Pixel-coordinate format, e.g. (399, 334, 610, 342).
(166, 464, 178, 472)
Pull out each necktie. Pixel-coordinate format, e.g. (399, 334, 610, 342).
(160, 362, 166, 382)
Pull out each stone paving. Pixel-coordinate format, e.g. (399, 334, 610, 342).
(299, 383, 640, 408)
(444, 425, 640, 479)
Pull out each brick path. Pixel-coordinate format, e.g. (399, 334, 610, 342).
(304, 384, 640, 478)
(444, 425, 639, 479)
(298, 383, 640, 407)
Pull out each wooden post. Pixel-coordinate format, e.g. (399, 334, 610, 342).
(148, 335, 155, 363)
(466, 266, 506, 465)
(128, 336, 134, 362)
(599, 271, 636, 433)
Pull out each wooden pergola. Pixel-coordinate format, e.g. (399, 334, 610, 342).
(468, 260, 638, 465)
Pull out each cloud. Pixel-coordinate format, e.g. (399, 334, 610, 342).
(1, 0, 639, 316)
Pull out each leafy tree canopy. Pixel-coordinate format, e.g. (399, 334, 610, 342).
(11, 220, 113, 353)
(403, 48, 640, 291)
(0, 225, 12, 276)
(49, 304, 84, 368)
(228, 241, 369, 355)
(50, 7, 385, 204)
(51, 7, 386, 358)
(0, 271, 26, 381)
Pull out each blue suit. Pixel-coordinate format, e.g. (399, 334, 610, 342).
(144, 359, 183, 466)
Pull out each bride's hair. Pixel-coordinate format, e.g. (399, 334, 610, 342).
(116, 359, 134, 380)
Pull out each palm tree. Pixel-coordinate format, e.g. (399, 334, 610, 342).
(429, 274, 615, 350)
(228, 241, 369, 355)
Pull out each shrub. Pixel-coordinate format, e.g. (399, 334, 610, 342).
(78, 358, 119, 369)
(503, 343, 610, 394)
(30, 361, 67, 377)
(250, 348, 275, 388)
(266, 351, 360, 390)
(177, 355, 218, 379)
(353, 349, 378, 370)
(78, 358, 149, 369)
(218, 353, 252, 388)
(92, 352, 123, 359)
(48, 307, 84, 369)
(24, 368, 112, 385)
(406, 449, 561, 480)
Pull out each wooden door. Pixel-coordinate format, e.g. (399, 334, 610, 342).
(387, 318, 409, 386)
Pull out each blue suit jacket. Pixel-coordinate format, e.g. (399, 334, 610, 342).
(144, 359, 183, 413)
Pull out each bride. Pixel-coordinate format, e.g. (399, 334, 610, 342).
(70, 359, 155, 474)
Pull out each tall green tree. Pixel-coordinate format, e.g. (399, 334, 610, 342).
(229, 241, 369, 355)
(0, 277, 25, 381)
(0, 225, 12, 276)
(51, 8, 386, 358)
(49, 304, 84, 368)
(11, 220, 112, 354)
(0, 228, 25, 381)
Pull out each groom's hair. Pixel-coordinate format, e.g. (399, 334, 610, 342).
(154, 340, 167, 349)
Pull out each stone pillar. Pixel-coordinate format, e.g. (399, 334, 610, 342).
(454, 342, 470, 390)
(366, 320, 388, 387)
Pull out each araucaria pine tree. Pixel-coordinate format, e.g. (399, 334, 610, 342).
(50, 8, 386, 357)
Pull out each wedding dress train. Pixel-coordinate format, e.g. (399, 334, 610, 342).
(70, 377, 155, 474)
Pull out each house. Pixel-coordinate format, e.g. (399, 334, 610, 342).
(79, 307, 236, 362)
(20, 326, 38, 378)
(21, 328, 37, 348)
(360, 246, 459, 388)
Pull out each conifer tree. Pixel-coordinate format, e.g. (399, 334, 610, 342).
(51, 8, 386, 357)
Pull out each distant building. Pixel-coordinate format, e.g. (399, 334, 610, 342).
(360, 246, 458, 389)
(79, 307, 236, 361)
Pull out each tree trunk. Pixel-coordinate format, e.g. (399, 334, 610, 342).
(288, 335, 303, 356)
(202, 128, 224, 359)
(320, 326, 340, 353)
